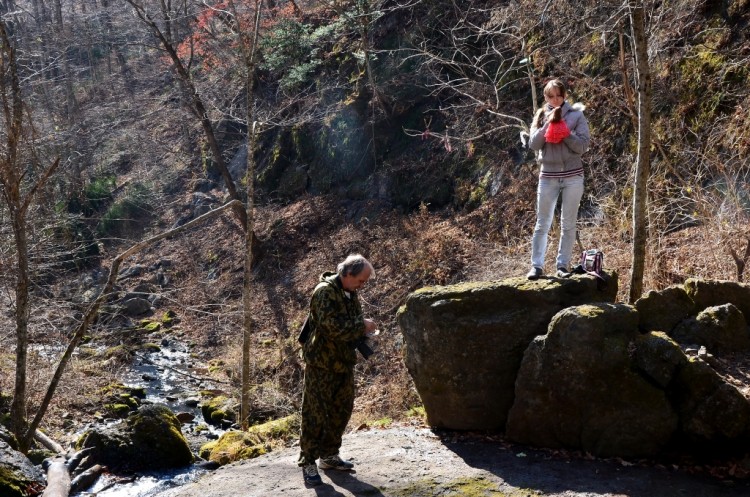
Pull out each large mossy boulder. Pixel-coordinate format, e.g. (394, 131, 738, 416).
(506, 304, 678, 458)
(635, 285, 695, 332)
(0, 426, 44, 497)
(200, 394, 237, 427)
(685, 278, 750, 320)
(397, 273, 617, 430)
(672, 357, 750, 442)
(77, 404, 193, 471)
(637, 279, 750, 355)
(671, 303, 750, 354)
(506, 303, 750, 458)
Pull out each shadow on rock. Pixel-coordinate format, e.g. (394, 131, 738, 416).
(323, 470, 385, 497)
(440, 434, 747, 497)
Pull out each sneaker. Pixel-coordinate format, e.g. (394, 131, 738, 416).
(319, 454, 354, 471)
(302, 464, 322, 486)
(556, 267, 571, 278)
(526, 266, 543, 280)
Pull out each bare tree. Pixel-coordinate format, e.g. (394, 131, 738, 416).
(401, 2, 532, 147)
(0, 19, 60, 450)
(226, 0, 263, 429)
(627, 1, 652, 303)
(125, 0, 248, 228)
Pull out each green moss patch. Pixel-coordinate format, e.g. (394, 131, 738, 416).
(388, 476, 515, 496)
(0, 466, 34, 497)
(199, 414, 300, 465)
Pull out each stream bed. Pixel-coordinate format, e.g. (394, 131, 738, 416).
(74, 338, 226, 497)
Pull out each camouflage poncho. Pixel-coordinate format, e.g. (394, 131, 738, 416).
(302, 272, 366, 373)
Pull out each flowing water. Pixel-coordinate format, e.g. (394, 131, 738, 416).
(73, 338, 226, 497)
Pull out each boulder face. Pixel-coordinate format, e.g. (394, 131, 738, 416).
(397, 274, 618, 430)
(671, 303, 750, 353)
(507, 303, 750, 458)
(506, 304, 679, 458)
(685, 278, 750, 320)
(635, 285, 695, 332)
(400, 276, 750, 460)
(0, 426, 44, 497)
(78, 404, 193, 471)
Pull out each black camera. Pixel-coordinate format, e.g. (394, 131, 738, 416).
(353, 337, 374, 359)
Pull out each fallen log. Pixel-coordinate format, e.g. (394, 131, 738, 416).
(35, 429, 66, 455)
(69, 463, 104, 495)
(41, 458, 70, 497)
(65, 447, 93, 474)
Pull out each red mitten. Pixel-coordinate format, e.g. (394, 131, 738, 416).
(544, 120, 570, 144)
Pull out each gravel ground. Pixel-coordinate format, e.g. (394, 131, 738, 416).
(162, 427, 749, 497)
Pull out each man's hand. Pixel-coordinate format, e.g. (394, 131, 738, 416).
(364, 318, 377, 334)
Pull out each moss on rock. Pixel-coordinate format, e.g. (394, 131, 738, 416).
(200, 394, 237, 426)
(0, 466, 30, 497)
(78, 404, 193, 471)
(199, 431, 266, 465)
(199, 414, 300, 465)
(387, 475, 529, 497)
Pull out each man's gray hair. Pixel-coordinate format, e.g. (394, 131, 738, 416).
(337, 254, 374, 278)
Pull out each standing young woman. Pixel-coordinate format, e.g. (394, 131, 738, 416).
(526, 79, 590, 280)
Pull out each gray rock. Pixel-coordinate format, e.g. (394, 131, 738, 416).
(0, 426, 45, 497)
(176, 412, 196, 424)
(635, 285, 694, 332)
(673, 357, 750, 440)
(506, 304, 678, 458)
(671, 303, 750, 354)
(122, 297, 152, 316)
(686, 278, 750, 319)
(633, 331, 686, 388)
(77, 404, 193, 471)
(192, 178, 215, 193)
(397, 273, 618, 430)
(119, 264, 146, 279)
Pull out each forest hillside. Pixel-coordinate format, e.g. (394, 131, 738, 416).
(1, 0, 750, 473)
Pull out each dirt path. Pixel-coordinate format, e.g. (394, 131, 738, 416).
(162, 427, 748, 497)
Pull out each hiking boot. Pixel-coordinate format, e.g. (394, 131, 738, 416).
(526, 266, 543, 280)
(302, 464, 322, 486)
(319, 454, 354, 471)
(556, 267, 571, 278)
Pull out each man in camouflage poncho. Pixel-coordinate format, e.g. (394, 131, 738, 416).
(298, 254, 378, 486)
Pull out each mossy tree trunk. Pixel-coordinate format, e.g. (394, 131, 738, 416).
(628, 2, 652, 304)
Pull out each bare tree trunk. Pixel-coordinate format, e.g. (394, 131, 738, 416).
(53, 0, 78, 120)
(229, 0, 263, 430)
(10, 211, 30, 444)
(1, 21, 62, 450)
(628, 2, 652, 303)
(2, 19, 30, 446)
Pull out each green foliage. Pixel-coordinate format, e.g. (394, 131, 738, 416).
(97, 182, 154, 239)
(68, 174, 117, 215)
(260, 19, 324, 91)
(259, 8, 380, 91)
